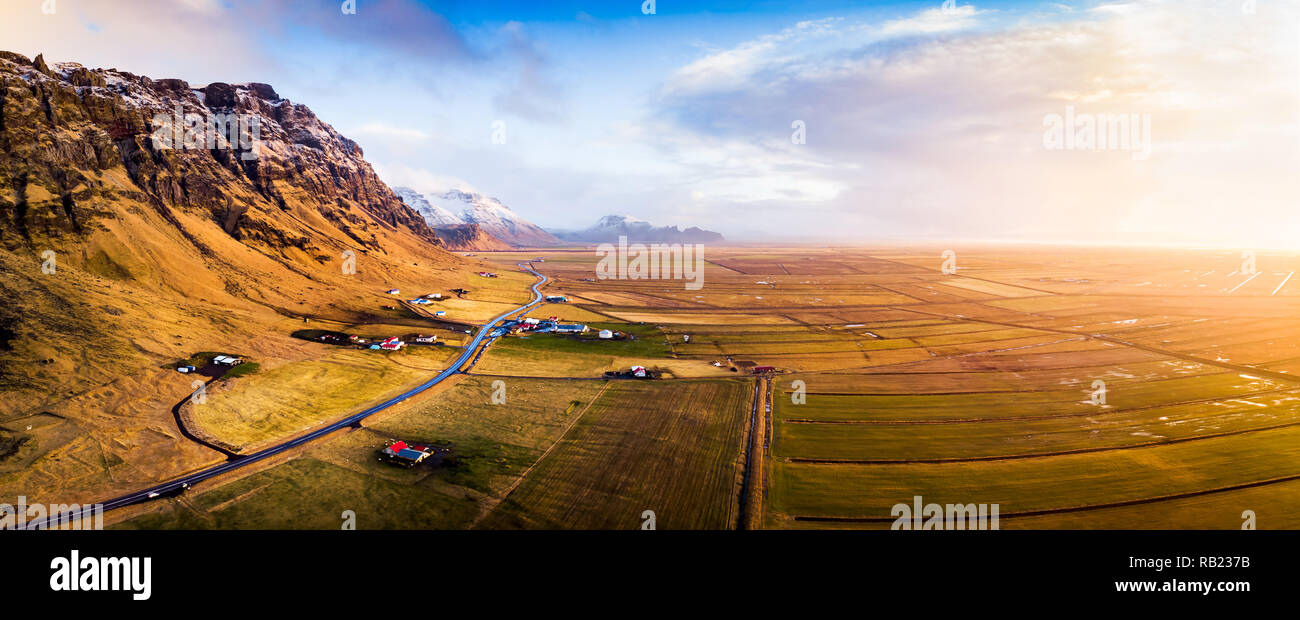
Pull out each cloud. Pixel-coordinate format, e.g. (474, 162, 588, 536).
(643, 0, 1300, 245)
(490, 22, 567, 123)
(347, 123, 432, 141)
(876, 5, 984, 37)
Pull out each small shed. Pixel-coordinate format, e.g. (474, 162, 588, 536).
(598, 329, 614, 339)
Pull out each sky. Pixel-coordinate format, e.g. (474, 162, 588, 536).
(2, 0, 1298, 246)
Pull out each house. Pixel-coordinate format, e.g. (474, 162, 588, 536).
(379, 337, 404, 350)
(477, 272, 498, 278)
(424, 293, 442, 300)
(545, 295, 568, 303)
(386, 289, 400, 295)
(408, 298, 432, 305)
(598, 329, 614, 339)
(631, 365, 647, 378)
(434, 310, 447, 317)
(554, 324, 587, 333)
(382, 440, 432, 467)
(522, 318, 540, 326)
(212, 355, 243, 366)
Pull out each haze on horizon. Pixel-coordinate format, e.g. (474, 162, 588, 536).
(4, 0, 1297, 248)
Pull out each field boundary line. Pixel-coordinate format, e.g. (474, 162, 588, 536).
(782, 418, 1300, 464)
(900, 307, 1300, 387)
(777, 387, 1295, 425)
(791, 472, 1300, 523)
(470, 380, 613, 528)
(738, 377, 766, 530)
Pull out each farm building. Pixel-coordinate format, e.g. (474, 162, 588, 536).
(751, 366, 776, 374)
(413, 335, 436, 343)
(604, 366, 661, 379)
(386, 289, 400, 295)
(379, 337, 405, 350)
(545, 295, 568, 303)
(434, 310, 447, 317)
(382, 441, 432, 467)
(212, 355, 243, 366)
(598, 329, 614, 339)
(554, 323, 587, 333)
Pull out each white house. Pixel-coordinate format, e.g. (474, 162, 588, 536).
(598, 329, 614, 339)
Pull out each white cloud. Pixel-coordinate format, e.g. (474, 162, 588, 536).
(347, 123, 433, 141)
(877, 5, 984, 37)
(648, 0, 1300, 245)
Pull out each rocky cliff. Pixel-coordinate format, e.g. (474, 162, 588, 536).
(0, 51, 441, 255)
(0, 52, 477, 489)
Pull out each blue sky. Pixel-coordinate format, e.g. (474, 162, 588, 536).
(4, 0, 1299, 246)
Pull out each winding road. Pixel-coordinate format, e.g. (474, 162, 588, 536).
(22, 263, 549, 530)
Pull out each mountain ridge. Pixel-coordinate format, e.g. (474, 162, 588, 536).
(394, 186, 558, 247)
(0, 50, 483, 502)
(551, 214, 724, 244)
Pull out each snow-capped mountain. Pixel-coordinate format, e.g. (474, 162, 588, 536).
(398, 188, 559, 247)
(553, 215, 724, 244)
(393, 187, 464, 227)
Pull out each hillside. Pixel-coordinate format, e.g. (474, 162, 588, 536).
(431, 223, 513, 251)
(0, 51, 486, 503)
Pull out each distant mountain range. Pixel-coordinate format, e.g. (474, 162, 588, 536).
(551, 215, 724, 244)
(393, 187, 558, 249)
(394, 188, 725, 249)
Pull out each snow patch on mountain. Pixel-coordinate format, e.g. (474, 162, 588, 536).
(396, 188, 558, 247)
(393, 187, 464, 227)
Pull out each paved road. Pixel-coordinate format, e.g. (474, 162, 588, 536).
(23, 263, 548, 529)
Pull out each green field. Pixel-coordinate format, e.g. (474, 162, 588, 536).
(480, 378, 752, 529)
(119, 376, 609, 529)
(770, 422, 1300, 522)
